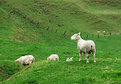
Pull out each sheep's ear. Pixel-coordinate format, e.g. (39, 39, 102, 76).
(78, 32, 80, 35)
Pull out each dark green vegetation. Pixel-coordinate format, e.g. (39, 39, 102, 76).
(0, 0, 121, 84)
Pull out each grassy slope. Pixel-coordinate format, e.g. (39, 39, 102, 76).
(0, 0, 121, 83)
(1, 36, 121, 84)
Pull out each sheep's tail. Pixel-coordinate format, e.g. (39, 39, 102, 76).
(91, 45, 96, 51)
(91, 45, 92, 50)
(88, 45, 93, 54)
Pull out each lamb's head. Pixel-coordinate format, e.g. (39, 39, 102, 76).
(66, 57, 73, 61)
(71, 32, 81, 40)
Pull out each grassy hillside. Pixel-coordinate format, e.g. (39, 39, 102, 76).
(0, 0, 121, 84)
(0, 0, 121, 42)
(1, 36, 121, 84)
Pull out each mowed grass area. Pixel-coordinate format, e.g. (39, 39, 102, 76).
(0, 0, 121, 83)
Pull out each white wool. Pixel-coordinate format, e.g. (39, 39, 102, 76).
(15, 55, 35, 65)
(47, 54, 59, 61)
(66, 57, 73, 61)
(71, 32, 96, 63)
(77, 39, 95, 53)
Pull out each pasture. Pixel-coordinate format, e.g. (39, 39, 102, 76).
(1, 35, 121, 84)
(0, 0, 121, 84)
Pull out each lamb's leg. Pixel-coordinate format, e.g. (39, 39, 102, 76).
(79, 51, 82, 61)
(83, 52, 86, 60)
(87, 53, 89, 63)
(93, 51, 96, 63)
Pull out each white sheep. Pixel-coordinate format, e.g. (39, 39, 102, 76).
(71, 32, 96, 63)
(66, 57, 73, 61)
(15, 55, 35, 66)
(47, 54, 59, 61)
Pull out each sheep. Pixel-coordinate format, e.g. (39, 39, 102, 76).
(71, 32, 96, 63)
(15, 55, 35, 66)
(47, 54, 59, 61)
(66, 57, 73, 61)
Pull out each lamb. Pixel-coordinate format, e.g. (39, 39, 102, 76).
(15, 55, 35, 66)
(47, 54, 59, 61)
(66, 57, 73, 61)
(71, 32, 96, 63)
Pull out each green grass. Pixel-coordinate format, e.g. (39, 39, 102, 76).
(1, 35, 121, 84)
(0, 0, 121, 84)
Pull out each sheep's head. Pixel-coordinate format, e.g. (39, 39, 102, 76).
(66, 57, 73, 61)
(15, 60, 19, 63)
(71, 32, 81, 40)
(47, 57, 50, 60)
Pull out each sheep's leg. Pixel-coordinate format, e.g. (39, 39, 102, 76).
(79, 51, 82, 61)
(87, 53, 89, 63)
(83, 52, 86, 60)
(93, 51, 96, 63)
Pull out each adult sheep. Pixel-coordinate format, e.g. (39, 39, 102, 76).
(15, 55, 35, 66)
(71, 32, 96, 63)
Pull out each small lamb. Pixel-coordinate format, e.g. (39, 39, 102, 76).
(47, 54, 59, 61)
(15, 55, 35, 66)
(71, 32, 96, 63)
(66, 57, 73, 61)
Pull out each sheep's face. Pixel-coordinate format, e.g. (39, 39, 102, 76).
(66, 57, 73, 61)
(71, 32, 80, 40)
(15, 60, 19, 63)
